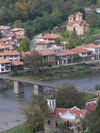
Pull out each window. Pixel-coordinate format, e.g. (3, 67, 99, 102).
(55, 121, 58, 128)
(1, 68, 4, 71)
(67, 121, 69, 127)
(50, 101, 51, 106)
(52, 101, 54, 106)
(48, 120, 50, 125)
(87, 52, 91, 55)
(70, 123, 72, 127)
(10, 55, 13, 58)
(2, 64, 4, 66)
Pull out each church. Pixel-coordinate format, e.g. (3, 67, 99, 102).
(66, 12, 89, 35)
(44, 95, 86, 133)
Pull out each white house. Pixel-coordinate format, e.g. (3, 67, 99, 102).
(0, 57, 11, 73)
(86, 97, 99, 106)
(0, 25, 11, 36)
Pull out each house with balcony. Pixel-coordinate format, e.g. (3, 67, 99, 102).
(71, 47, 93, 61)
(0, 57, 11, 73)
(78, 43, 100, 60)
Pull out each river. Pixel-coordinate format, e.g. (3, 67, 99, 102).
(0, 73, 100, 132)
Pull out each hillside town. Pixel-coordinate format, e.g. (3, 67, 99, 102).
(1, 1, 100, 133)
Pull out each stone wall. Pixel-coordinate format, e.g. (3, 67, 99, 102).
(51, 26, 66, 34)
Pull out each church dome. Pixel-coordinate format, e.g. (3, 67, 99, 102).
(48, 95, 55, 100)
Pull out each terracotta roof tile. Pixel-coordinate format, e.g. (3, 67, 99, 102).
(0, 38, 9, 42)
(46, 107, 86, 119)
(11, 61, 24, 66)
(80, 43, 100, 48)
(0, 25, 11, 30)
(41, 34, 59, 39)
(11, 28, 24, 32)
(95, 90, 100, 94)
(4, 33, 15, 37)
(0, 57, 11, 63)
(84, 104, 97, 111)
(39, 49, 56, 56)
(69, 15, 75, 17)
(86, 97, 99, 102)
(76, 12, 83, 16)
(71, 47, 92, 54)
(36, 41, 50, 45)
(0, 50, 20, 56)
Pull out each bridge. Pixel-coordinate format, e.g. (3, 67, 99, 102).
(0, 75, 95, 95)
(0, 75, 61, 95)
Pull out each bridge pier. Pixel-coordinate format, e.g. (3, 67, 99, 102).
(33, 85, 44, 95)
(0, 79, 7, 89)
(14, 81, 24, 94)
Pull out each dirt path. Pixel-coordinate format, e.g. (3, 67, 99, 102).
(30, 34, 42, 50)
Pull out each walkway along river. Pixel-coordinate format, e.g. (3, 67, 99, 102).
(0, 73, 100, 132)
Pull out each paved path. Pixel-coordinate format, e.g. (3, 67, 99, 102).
(30, 34, 42, 50)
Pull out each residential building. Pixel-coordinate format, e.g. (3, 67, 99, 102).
(0, 50, 21, 61)
(84, 104, 97, 112)
(40, 34, 59, 42)
(11, 60, 24, 70)
(0, 25, 11, 36)
(39, 49, 56, 66)
(67, 12, 89, 35)
(0, 57, 11, 73)
(35, 41, 51, 50)
(78, 43, 100, 60)
(71, 47, 93, 61)
(44, 95, 86, 133)
(86, 97, 99, 106)
(95, 90, 100, 96)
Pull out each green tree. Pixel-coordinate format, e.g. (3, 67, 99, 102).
(53, 83, 85, 108)
(72, 54, 83, 63)
(20, 94, 48, 133)
(96, 98, 100, 115)
(18, 38, 30, 53)
(14, 19, 23, 28)
(24, 50, 42, 74)
(0, 31, 2, 39)
(84, 36, 94, 44)
(71, 27, 78, 38)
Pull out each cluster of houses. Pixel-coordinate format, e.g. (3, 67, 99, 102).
(0, 25, 26, 73)
(32, 33, 100, 67)
(43, 95, 99, 133)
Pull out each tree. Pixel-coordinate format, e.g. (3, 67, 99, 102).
(24, 50, 43, 74)
(0, 31, 2, 39)
(53, 83, 85, 108)
(14, 19, 23, 28)
(96, 98, 100, 115)
(72, 54, 83, 63)
(20, 94, 48, 133)
(18, 38, 30, 53)
(71, 27, 78, 38)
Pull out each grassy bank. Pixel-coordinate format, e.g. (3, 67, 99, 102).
(14, 64, 95, 81)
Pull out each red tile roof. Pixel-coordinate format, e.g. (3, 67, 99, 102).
(11, 28, 24, 32)
(0, 57, 11, 64)
(0, 50, 20, 56)
(41, 34, 59, 39)
(71, 47, 92, 54)
(39, 49, 56, 56)
(69, 15, 75, 17)
(46, 106, 86, 119)
(80, 43, 100, 48)
(86, 97, 99, 102)
(95, 90, 100, 94)
(4, 33, 15, 37)
(76, 12, 83, 16)
(84, 104, 97, 111)
(0, 25, 11, 30)
(0, 38, 9, 42)
(11, 61, 24, 66)
(0, 45, 8, 49)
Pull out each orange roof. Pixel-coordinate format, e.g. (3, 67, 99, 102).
(15, 31, 25, 36)
(95, 90, 100, 94)
(41, 34, 59, 39)
(76, 12, 83, 16)
(71, 47, 92, 54)
(0, 25, 10, 30)
(84, 104, 97, 112)
(69, 15, 75, 17)
(0, 57, 11, 64)
(4, 33, 15, 37)
(11, 61, 24, 66)
(80, 43, 100, 48)
(7, 41, 16, 45)
(63, 49, 76, 55)
(39, 49, 56, 56)
(55, 50, 67, 56)
(0, 45, 8, 49)
(11, 28, 24, 32)
(0, 50, 20, 56)
(87, 97, 99, 102)
(0, 38, 9, 42)
(46, 106, 86, 119)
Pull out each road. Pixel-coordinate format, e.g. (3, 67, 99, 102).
(30, 34, 42, 50)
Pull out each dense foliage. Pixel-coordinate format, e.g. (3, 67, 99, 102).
(0, 0, 99, 39)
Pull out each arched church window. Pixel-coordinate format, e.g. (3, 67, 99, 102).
(55, 121, 58, 127)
